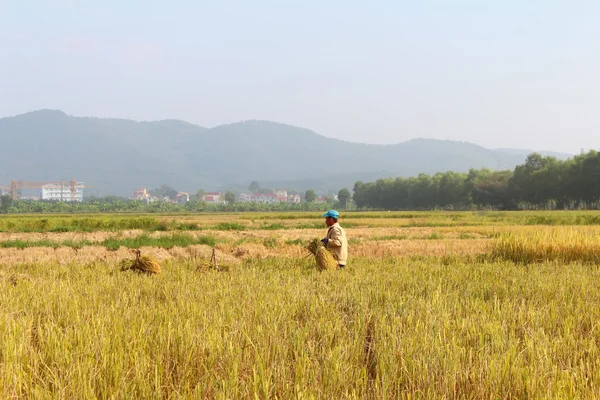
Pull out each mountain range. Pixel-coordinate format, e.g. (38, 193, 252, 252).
(0, 110, 572, 197)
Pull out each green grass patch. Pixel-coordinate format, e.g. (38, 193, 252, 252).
(285, 238, 306, 246)
(294, 223, 326, 229)
(0, 216, 164, 233)
(0, 239, 95, 249)
(211, 222, 247, 231)
(524, 214, 600, 226)
(262, 237, 278, 249)
(372, 235, 409, 241)
(102, 233, 216, 250)
(171, 222, 202, 231)
(259, 223, 286, 230)
(0, 234, 216, 250)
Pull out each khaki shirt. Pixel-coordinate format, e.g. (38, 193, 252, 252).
(326, 222, 348, 265)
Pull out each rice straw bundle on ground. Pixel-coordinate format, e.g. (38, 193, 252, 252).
(306, 238, 338, 271)
(196, 248, 231, 272)
(120, 249, 161, 274)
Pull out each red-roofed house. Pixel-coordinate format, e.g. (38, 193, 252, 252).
(202, 192, 223, 204)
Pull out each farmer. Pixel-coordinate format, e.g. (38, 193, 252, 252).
(321, 210, 348, 268)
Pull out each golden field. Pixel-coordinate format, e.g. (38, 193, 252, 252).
(2, 211, 600, 398)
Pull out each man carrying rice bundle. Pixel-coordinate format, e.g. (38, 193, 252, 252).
(321, 210, 348, 269)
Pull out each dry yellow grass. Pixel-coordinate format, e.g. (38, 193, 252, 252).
(0, 229, 145, 242)
(0, 245, 241, 266)
(0, 236, 493, 266)
(0, 226, 496, 246)
(2, 224, 595, 244)
(491, 229, 600, 264)
(212, 237, 491, 260)
(12, 221, 600, 266)
(5, 212, 600, 398)
(351, 239, 490, 257)
(0, 269, 32, 286)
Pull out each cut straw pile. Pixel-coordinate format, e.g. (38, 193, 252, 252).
(306, 238, 338, 271)
(120, 250, 161, 275)
(196, 248, 231, 272)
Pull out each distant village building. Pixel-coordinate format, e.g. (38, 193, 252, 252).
(314, 196, 328, 204)
(202, 192, 223, 204)
(237, 190, 307, 204)
(238, 193, 253, 203)
(255, 193, 280, 204)
(274, 189, 288, 203)
(132, 188, 150, 201)
(239, 192, 281, 204)
(41, 182, 84, 202)
(287, 193, 301, 204)
(175, 192, 190, 204)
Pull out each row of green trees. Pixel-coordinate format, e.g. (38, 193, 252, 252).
(2, 151, 597, 213)
(352, 151, 600, 210)
(0, 195, 338, 214)
(0, 186, 345, 214)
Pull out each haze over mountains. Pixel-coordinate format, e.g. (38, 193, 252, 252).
(0, 110, 572, 197)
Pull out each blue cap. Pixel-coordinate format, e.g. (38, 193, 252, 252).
(322, 210, 339, 219)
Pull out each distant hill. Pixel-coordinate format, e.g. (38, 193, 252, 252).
(0, 110, 573, 196)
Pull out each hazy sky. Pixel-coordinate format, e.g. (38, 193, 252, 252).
(1, 0, 598, 154)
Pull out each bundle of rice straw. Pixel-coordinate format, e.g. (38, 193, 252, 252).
(197, 248, 231, 272)
(120, 249, 161, 275)
(306, 238, 338, 271)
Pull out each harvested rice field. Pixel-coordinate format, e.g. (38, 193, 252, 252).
(2, 211, 600, 398)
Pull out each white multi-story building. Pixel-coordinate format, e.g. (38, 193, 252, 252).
(41, 182, 84, 202)
(274, 189, 288, 202)
(132, 188, 150, 201)
(238, 193, 253, 203)
(238, 192, 281, 204)
(175, 192, 190, 204)
(255, 193, 280, 204)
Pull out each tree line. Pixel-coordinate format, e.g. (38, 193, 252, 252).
(352, 151, 600, 210)
(2, 151, 598, 213)
(0, 196, 338, 214)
